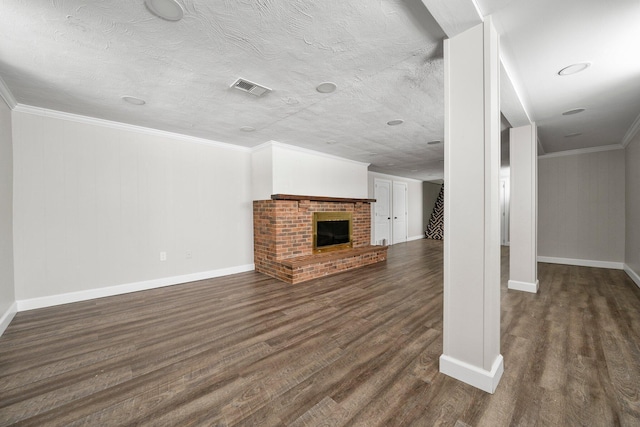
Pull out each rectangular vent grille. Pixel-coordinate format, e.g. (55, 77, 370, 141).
(231, 78, 271, 97)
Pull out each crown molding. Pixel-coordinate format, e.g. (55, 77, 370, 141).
(0, 75, 17, 109)
(256, 140, 370, 167)
(12, 104, 252, 153)
(538, 144, 624, 159)
(622, 111, 640, 148)
(368, 169, 425, 183)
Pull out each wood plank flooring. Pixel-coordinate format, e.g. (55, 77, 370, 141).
(1, 239, 640, 426)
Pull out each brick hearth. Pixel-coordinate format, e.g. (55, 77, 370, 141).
(253, 195, 388, 284)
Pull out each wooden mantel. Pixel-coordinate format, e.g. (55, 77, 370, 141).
(271, 194, 376, 203)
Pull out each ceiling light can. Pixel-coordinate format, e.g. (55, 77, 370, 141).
(122, 96, 146, 105)
(558, 62, 591, 76)
(387, 119, 404, 126)
(144, 0, 184, 21)
(562, 108, 586, 116)
(316, 82, 337, 93)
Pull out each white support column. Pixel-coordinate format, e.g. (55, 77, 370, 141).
(440, 18, 504, 394)
(508, 124, 539, 293)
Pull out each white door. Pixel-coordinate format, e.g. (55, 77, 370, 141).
(374, 179, 391, 245)
(392, 182, 408, 244)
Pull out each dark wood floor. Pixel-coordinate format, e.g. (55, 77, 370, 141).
(1, 239, 640, 426)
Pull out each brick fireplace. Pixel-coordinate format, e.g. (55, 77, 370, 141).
(253, 194, 388, 284)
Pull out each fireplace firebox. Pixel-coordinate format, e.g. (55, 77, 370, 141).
(313, 211, 352, 253)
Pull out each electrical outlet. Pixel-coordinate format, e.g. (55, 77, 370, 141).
(160, 251, 167, 261)
(186, 251, 192, 259)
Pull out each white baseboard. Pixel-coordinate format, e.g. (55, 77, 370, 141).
(407, 235, 425, 242)
(0, 301, 17, 337)
(537, 256, 624, 270)
(624, 264, 640, 289)
(439, 354, 504, 394)
(17, 264, 255, 312)
(508, 279, 539, 293)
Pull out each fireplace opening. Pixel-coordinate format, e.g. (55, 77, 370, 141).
(313, 211, 353, 253)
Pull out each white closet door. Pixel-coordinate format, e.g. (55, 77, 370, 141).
(392, 181, 407, 244)
(374, 179, 391, 245)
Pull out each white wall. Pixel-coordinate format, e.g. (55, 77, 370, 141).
(368, 172, 424, 241)
(251, 143, 273, 201)
(273, 142, 369, 199)
(538, 148, 625, 265)
(12, 111, 254, 304)
(251, 142, 369, 200)
(0, 99, 16, 332)
(626, 131, 640, 286)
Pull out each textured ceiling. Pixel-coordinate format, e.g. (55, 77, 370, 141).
(1, 0, 639, 182)
(0, 0, 447, 180)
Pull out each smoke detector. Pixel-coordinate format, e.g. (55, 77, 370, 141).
(230, 78, 271, 97)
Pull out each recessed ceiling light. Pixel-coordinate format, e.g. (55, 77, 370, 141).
(369, 152, 378, 156)
(564, 132, 582, 138)
(144, 0, 184, 21)
(387, 119, 404, 126)
(427, 140, 442, 145)
(316, 82, 337, 93)
(325, 140, 338, 145)
(240, 126, 255, 132)
(387, 163, 395, 166)
(122, 96, 146, 105)
(562, 108, 586, 116)
(558, 62, 591, 76)
(410, 169, 418, 172)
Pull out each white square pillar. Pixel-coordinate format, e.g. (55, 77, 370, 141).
(440, 18, 504, 394)
(508, 124, 539, 293)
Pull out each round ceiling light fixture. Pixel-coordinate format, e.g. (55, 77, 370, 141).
(387, 119, 404, 126)
(240, 126, 255, 132)
(122, 96, 146, 105)
(325, 140, 337, 145)
(562, 108, 586, 116)
(558, 62, 591, 76)
(316, 82, 337, 93)
(427, 140, 442, 145)
(144, 0, 184, 21)
(564, 132, 582, 138)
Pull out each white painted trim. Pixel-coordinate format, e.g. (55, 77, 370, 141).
(622, 112, 640, 148)
(17, 264, 255, 311)
(0, 301, 17, 337)
(12, 104, 252, 153)
(368, 171, 423, 183)
(623, 264, 640, 289)
(538, 144, 624, 159)
(508, 279, 539, 293)
(264, 140, 370, 167)
(407, 235, 425, 242)
(439, 354, 504, 394)
(0, 75, 17, 109)
(537, 256, 623, 270)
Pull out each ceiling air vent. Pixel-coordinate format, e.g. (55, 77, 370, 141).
(230, 78, 271, 97)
